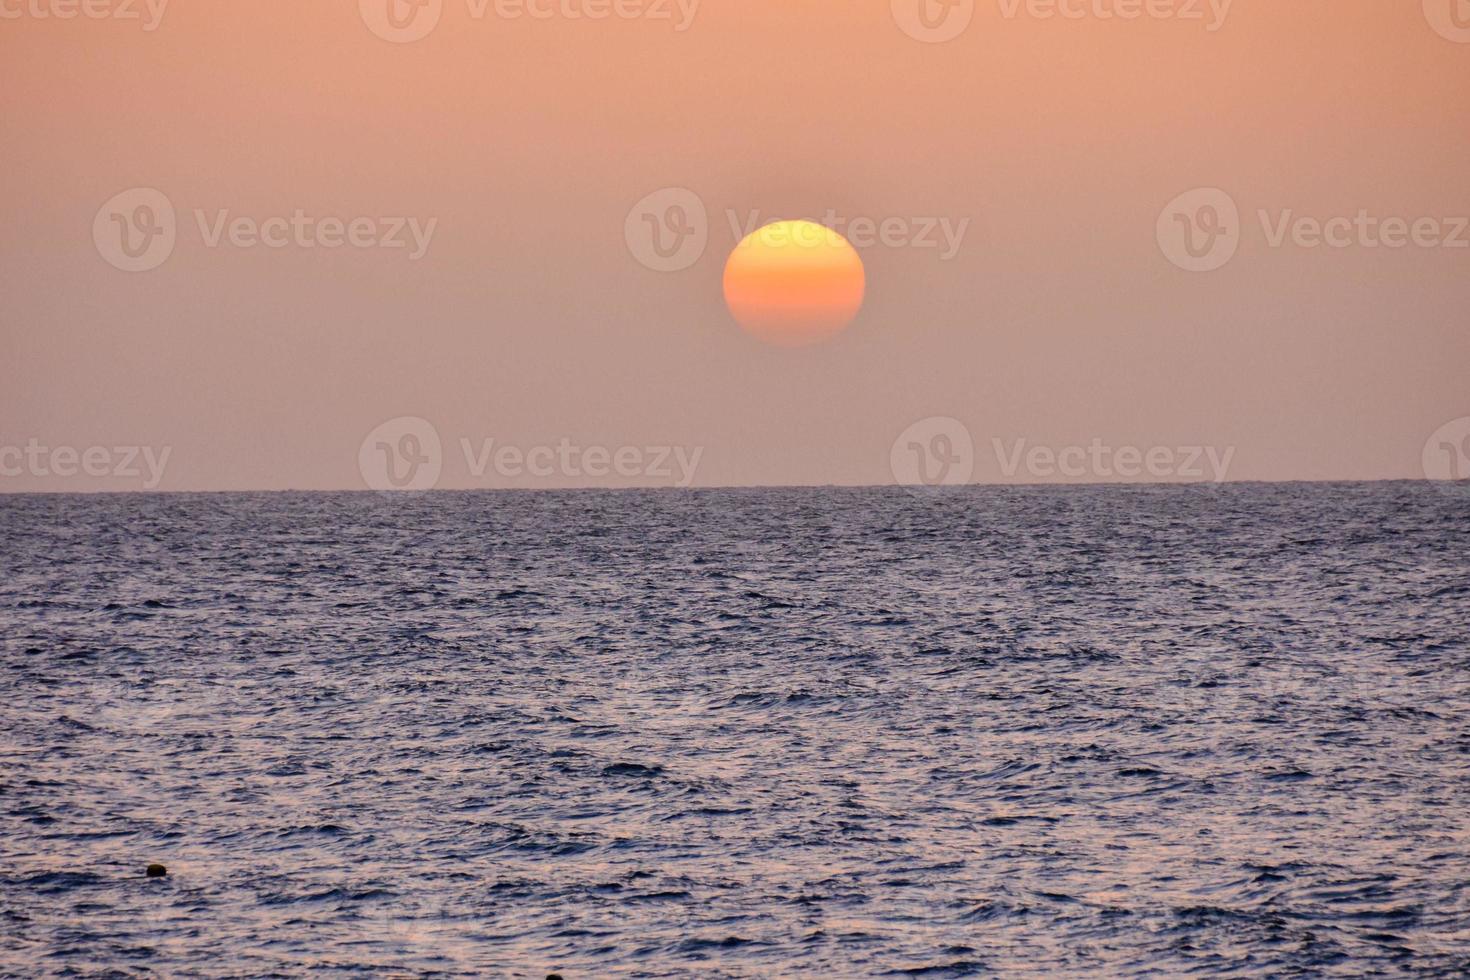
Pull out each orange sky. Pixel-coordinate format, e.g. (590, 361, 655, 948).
(1, 0, 1467, 489)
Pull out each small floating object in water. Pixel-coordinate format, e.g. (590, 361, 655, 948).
(145, 864, 167, 878)
(547, 974, 565, 980)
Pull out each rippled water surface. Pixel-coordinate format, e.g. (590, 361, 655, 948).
(3, 485, 1468, 977)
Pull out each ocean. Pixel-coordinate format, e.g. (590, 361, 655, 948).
(3, 483, 1468, 977)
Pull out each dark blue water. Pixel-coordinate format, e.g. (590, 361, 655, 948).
(2, 484, 1468, 977)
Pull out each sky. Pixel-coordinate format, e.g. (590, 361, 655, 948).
(2, 0, 1467, 491)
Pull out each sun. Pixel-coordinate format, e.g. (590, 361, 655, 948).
(723, 220, 866, 347)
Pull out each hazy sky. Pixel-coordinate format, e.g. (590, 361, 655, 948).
(3, 0, 1467, 491)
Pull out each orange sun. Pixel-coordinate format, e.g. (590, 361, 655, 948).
(723, 220, 866, 347)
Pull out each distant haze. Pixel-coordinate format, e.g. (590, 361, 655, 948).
(2, 0, 1467, 491)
